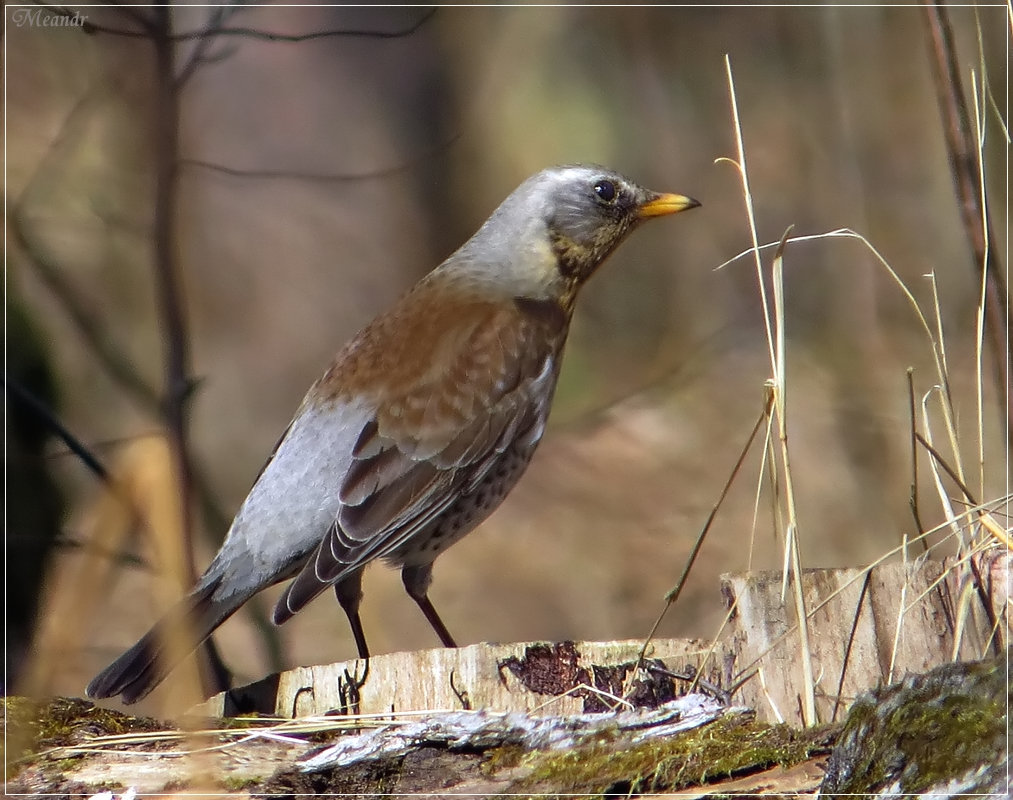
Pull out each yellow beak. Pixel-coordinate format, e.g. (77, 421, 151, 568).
(637, 192, 701, 219)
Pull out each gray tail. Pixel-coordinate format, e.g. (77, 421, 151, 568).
(86, 576, 242, 704)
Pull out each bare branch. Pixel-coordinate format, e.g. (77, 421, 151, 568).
(175, 4, 239, 89)
(174, 8, 437, 43)
(149, 6, 195, 579)
(181, 133, 463, 184)
(33, 4, 436, 43)
(10, 65, 286, 677)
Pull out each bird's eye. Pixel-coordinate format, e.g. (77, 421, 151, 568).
(593, 179, 617, 204)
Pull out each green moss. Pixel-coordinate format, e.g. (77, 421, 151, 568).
(892, 693, 999, 788)
(221, 775, 261, 790)
(481, 742, 527, 774)
(824, 656, 1008, 794)
(510, 714, 836, 797)
(51, 756, 86, 774)
(2, 696, 162, 777)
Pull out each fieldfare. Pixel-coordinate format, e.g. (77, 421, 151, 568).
(87, 164, 699, 703)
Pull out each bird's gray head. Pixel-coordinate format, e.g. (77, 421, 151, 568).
(445, 165, 699, 308)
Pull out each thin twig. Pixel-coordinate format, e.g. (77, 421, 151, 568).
(3, 377, 110, 483)
(186, 14, 435, 43)
(907, 368, 927, 546)
(915, 431, 980, 508)
(175, 5, 236, 88)
(921, 0, 1011, 446)
(37, 4, 436, 43)
(830, 571, 871, 724)
(181, 130, 464, 184)
(635, 404, 769, 670)
(11, 217, 164, 413)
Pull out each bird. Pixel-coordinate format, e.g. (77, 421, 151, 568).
(86, 164, 699, 704)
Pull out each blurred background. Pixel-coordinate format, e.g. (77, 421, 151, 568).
(7, 4, 1008, 715)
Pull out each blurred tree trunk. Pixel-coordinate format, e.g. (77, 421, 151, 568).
(6, 284, 64, 692)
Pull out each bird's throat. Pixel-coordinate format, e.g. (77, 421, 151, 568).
(513, 295, 572, 336)
(549, 231, 591, 281)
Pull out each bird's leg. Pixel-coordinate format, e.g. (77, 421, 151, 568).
(334, 572, 371, 697)
(334, 571, 370, 659)
(401, 564, 458, 648)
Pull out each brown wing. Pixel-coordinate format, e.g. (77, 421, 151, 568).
(274, 288, 567, 623)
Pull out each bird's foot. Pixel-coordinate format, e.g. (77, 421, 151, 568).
(337, 658, 370, 715)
